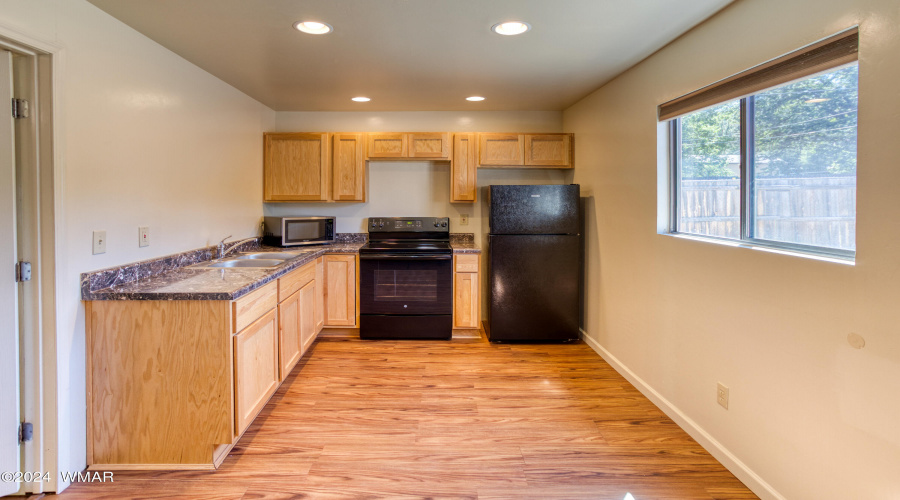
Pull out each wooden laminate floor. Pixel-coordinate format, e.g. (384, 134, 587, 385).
(50, 335, 757, 500)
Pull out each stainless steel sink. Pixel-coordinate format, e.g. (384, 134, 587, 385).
(207, 259, 285, 268)
(234, 252, 299, 260)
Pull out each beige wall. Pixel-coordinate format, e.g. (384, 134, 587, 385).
(564, 0, 900, 498)
(0, 0, 274, 491)
(268, 112, 571, 249)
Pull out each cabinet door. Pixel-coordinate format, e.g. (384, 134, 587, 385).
(299, 280, 317, 352)
(453, 271, 480, 329)
(264, 133, 329, 201)
(451, 133, 477, 202)
(409, 132, 450, 159)
(234, 309, 279, 435)
(525, 134, 572, 167)
(367, 133, 408, 158)
(314, 257, 325, 331)
(324, 254, 357, 327)
(278, 291, 302, 381)
(479, 133, 524, 166)
(333, 133, 366, 201)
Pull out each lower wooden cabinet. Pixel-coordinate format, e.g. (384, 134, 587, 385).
(323, 254, 357, 327)
(233, 309, 279, 436)
(278, 289, 303, 381)
(299, 280, 317, 352)
(453, 254, 481, 329)
(315, 256, 325, 331)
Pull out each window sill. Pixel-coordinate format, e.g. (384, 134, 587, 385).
(663, 232, 855, 266)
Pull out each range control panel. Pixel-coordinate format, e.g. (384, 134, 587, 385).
(368, 217, 450, 232)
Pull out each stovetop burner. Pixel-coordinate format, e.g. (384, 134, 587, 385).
(362, 217, 451, 254)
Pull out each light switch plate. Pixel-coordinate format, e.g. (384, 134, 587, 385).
(139, 226, 150, 247)
(93, 230, 107, 255)
(460, 214, 469, 225)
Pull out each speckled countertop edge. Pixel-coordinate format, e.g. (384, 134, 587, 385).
(82, 234, 365, 301)
(450, 233, 480, 254)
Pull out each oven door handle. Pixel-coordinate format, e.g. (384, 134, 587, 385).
(359, 253, 453, 260)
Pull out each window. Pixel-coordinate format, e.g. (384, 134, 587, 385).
(661, 28, 858, 259)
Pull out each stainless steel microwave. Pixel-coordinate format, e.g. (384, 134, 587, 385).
(263, 216, 335, 247)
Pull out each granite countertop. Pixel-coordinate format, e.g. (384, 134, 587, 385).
(82, 239, 364, 302)
(449, 233, 480, 254)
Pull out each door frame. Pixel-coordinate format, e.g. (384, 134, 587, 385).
(0, 22, 64, 494)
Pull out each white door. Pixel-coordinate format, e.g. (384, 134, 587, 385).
(0, 49, 21, 496)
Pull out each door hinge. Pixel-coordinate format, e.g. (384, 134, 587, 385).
(16, 261, 31, 282)
(11, 98, 29, 119)
(18, 422, 33, 443)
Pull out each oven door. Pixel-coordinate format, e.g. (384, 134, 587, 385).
(359, 254, 452, 315)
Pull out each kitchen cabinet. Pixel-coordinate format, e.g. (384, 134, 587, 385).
(453, 254, 480, 329)
(333, 133, 366, 201)
(323, 254, 357, 327)
(366, 132, 450, 160)
(263, 133, 330, 202)
(451, 133, 477, 202)
(299, 280, 317, 353)
(278, 260, 320, 380)
(315, 256, 325, 331)
(85, 279, 281, 469)
(278, 288, 303, 381)
(233, 309, 279, 435)
(478, 133, 574, 168)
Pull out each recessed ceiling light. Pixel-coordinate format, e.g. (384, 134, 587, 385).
(466, 96, 486, 102)
(491, 21, 531, 36)
(293, 21, 333, 35)
(804, 98, 831, 103)
(351, 97, 371, 102)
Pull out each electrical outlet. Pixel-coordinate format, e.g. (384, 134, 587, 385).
(139, 226, 150, 247)
(92, 230, 107, 255)
(460, 214, 469, 225)
(717, 382, 729, 409)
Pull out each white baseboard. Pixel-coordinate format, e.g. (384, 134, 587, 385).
(579, 330, 785, 500)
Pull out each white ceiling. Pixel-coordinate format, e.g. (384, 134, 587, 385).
(87, 0, 733, 112)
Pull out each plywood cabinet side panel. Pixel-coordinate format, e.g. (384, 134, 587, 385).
(478, 133, 525, 166)
(234, 309, 279, 436)
(367, 133, 408, 158)
(88, 300, 233, 465)
(333, 133, 366, 202)
(525, 134, 572, 167)
(263, 133, 330, 201)
(451, 133, 477, 202)
(409, 132, 450, 159)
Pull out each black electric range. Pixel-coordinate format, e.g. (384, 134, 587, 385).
(358, 217, 452, 339)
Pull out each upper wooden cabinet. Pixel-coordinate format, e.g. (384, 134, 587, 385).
(451, 133, 477, 203)
(333, 133, 366, 202)
(263, 133, 330, 201)
(367, 132, 450, 160)
(525, 134, 572, 167)
(479, 133, 525, 166)
(478, 133, 573, 168)
(367, 133, 408, 158)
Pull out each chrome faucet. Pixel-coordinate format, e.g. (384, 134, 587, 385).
(216, 235, 258, 259)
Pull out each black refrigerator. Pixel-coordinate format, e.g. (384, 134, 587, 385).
(486, 184, 581, 342)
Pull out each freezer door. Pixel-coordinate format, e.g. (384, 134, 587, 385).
(489, 184, 580, 235)
(488, 234, 580, 342)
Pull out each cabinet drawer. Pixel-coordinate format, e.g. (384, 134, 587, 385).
(278, 260, 315, 302)
(233, 281, 277, 333)
(455, 254, 479, 273)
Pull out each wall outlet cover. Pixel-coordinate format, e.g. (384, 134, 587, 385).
(717, 382, 729, 410)
(139, 226, 150, 247)
(460, 214, 469, 225)
(93, 230, 107, 255)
